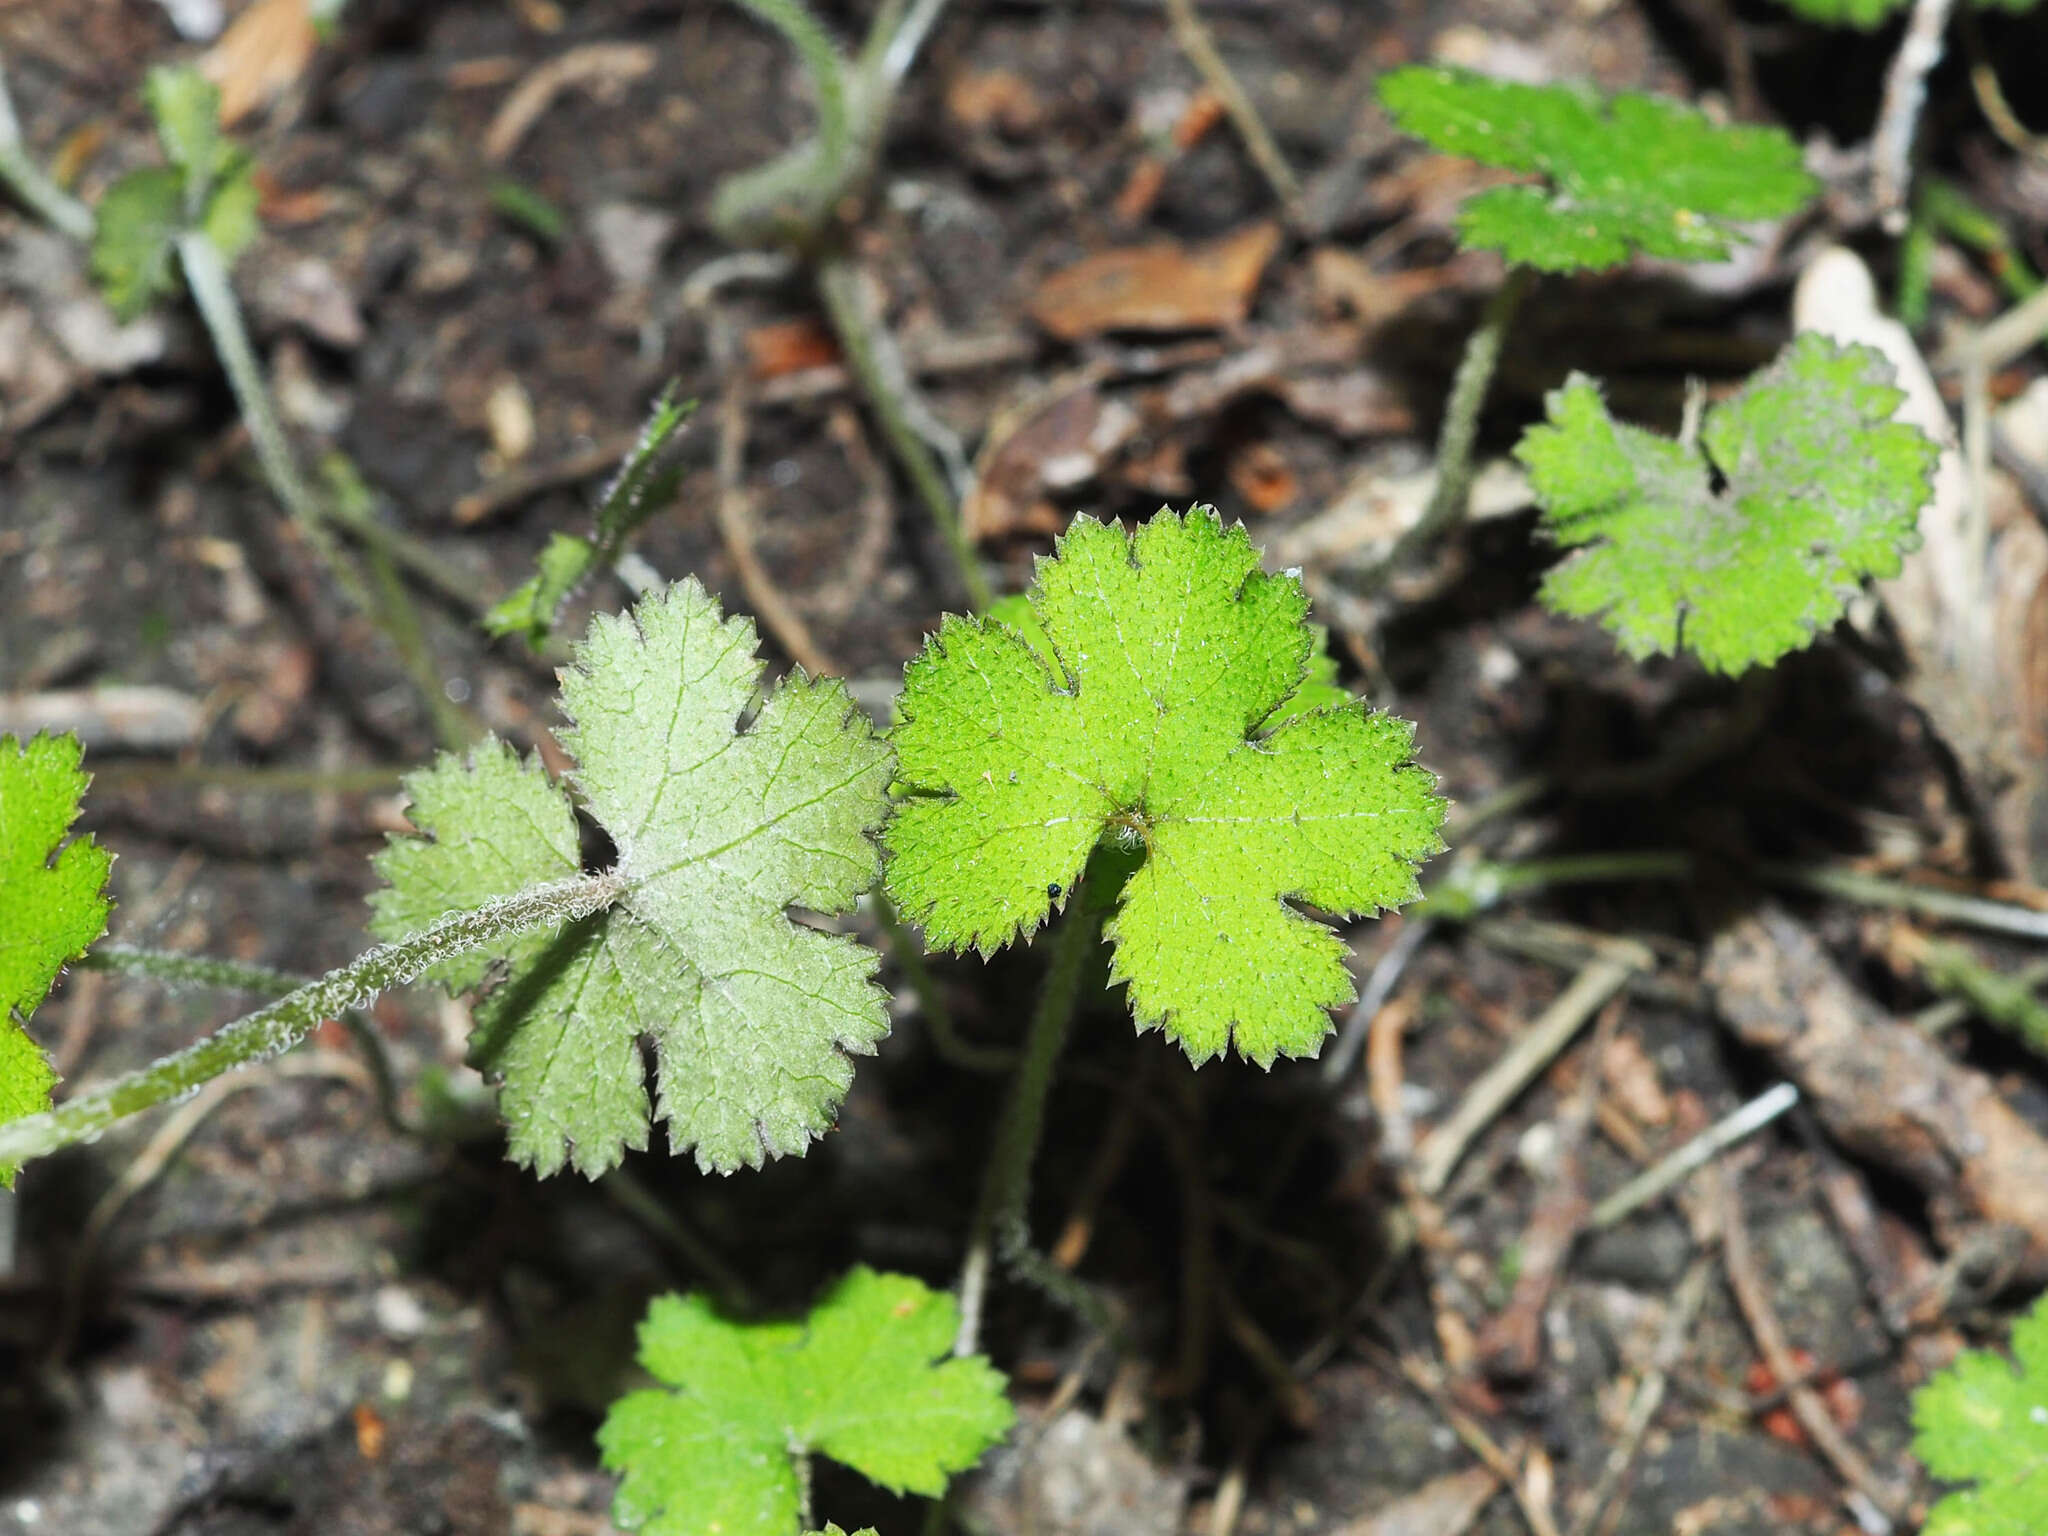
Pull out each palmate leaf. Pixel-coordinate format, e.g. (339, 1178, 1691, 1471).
(0, 734, 113, 1182)
(371, 580, 894, 1177)
(599, 1268, 1012, 1536)
(1913, 1291, 2048, 1536)
(886, 508, 1444, 1066)
(1515, 333, 1938, 673)
(90, 66, 260, 323)
(1376, 66, 1817, 272)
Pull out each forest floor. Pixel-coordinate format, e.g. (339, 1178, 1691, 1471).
(6, 0, 2048, 1533)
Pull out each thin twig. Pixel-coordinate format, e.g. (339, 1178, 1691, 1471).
(1413, 951, 1644, 1196)
(712, 382, 842, 677)
(1587, 1081, 1800, 1231)
(1161, 0, 1302, 223)
(1716, 1168, 1910, 1525)
(1871, 0, 1957, 231)
(1756, 860, 2048, 942)
(1566, 1257, 1714, 1536)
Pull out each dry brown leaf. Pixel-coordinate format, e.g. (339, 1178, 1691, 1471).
(744, 318, 840, 380)
(1028, 222, 1281, 340)
(1226, 440, 1297, 515)
(202, 0, 318, 127)
(945, 68, 1043, 136)
(964, 383, 1139, 541)
(1310, 249, 1468, 329)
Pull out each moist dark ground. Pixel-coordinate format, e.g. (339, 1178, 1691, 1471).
(6, 1, 2048, 1533)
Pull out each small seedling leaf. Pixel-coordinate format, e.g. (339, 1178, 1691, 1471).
(887, 508, 1444, 1065)
(1515, 333, 1937, 673)
(91, 66, 260, 321)
(1913, 1290, 2048, 1535)
(485, 390, 692, 649)
(373, 580, 893, 1177)
(0, 734, 113, 1180)
(599, 1268, 1012, 1536)
(91, 167, 185, 322)
(1376, 66, 1817, 271)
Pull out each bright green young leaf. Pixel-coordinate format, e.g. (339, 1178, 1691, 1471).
(372, 579, 894, 1177)
(1913, 1290, 2048, 1536)
(485, 390, 693, 649)
(91, 167, 185, 322)
(1375, 66, 1817, 272)
(1515, 333, 1937, 673)
(1, 734, 114, 1180)
(599, 1267, 1012, 1536)
(887, 508, 1444, 1066)
(1771, 0, 2035, 24)
(90, 66, 259, 322)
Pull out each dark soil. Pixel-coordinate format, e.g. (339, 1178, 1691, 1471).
(6, 1, 2048, 1534)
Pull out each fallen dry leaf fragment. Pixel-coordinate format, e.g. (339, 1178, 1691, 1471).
(1028, 222, 1281, 340)
(964, 382, 1139, 541)
(1335, 1464, 1501, 1536)
(202, 0, 317, 126)
(945, 68, 1044, 136)
(744, 318, 840, 380)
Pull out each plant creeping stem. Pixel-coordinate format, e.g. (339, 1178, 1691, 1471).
(954, 881, 1111, 1357)
(0, 871, 622, 1170)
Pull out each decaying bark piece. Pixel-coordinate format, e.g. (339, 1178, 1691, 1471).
(1705, 904, 2048, 1281)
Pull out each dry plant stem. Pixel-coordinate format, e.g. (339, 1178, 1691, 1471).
(953, 889, 1107, 1357)
(0, 872, 622, 1170)
(1375, 1344, 1563, 1536)
(1566, 1256, 1714, 1536)
(1161, 0, 1302, 221)
(712, 384, 841, 677)
(0, 55, 93, 242)
(1322, 916, 1434, 1085)
(1871, 0, 1957, 232)
(817, 249, 994, 611)
(1381, 266, 1534, 584)
(1586, 1080, 1800, 1231)
(1756, 860, 2048, 941)
(1961, 8, 2048, 160)
(1413, 950, 1642, 1196)
(1716, 1168, 1910, 1523)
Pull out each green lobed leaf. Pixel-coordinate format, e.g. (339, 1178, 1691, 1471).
(0, 733, 114, 1182)
(599, 1268, 1012, 1536)
(886, 508, 1444, 1066)
(1514, 333, 1938, 674)
(1376, 66, 1817, 272)
(91, 167, 185, 322)
(1914, 1291, 2048, 1535)
(372, 579, 894, 1177)
(91, 68, 259, 321)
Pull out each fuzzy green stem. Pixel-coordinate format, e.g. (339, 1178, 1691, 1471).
(1377, 265, 1533, 583)
(80, 943, 413, 1136)
(1415, 849, 1692, 922)
(176, 231, 357, 592)
(954, 890, 1108, 1355)
(0, 56, 94, 242)
(818, 249, 994, 611)
(0, 872, 622, 1170)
